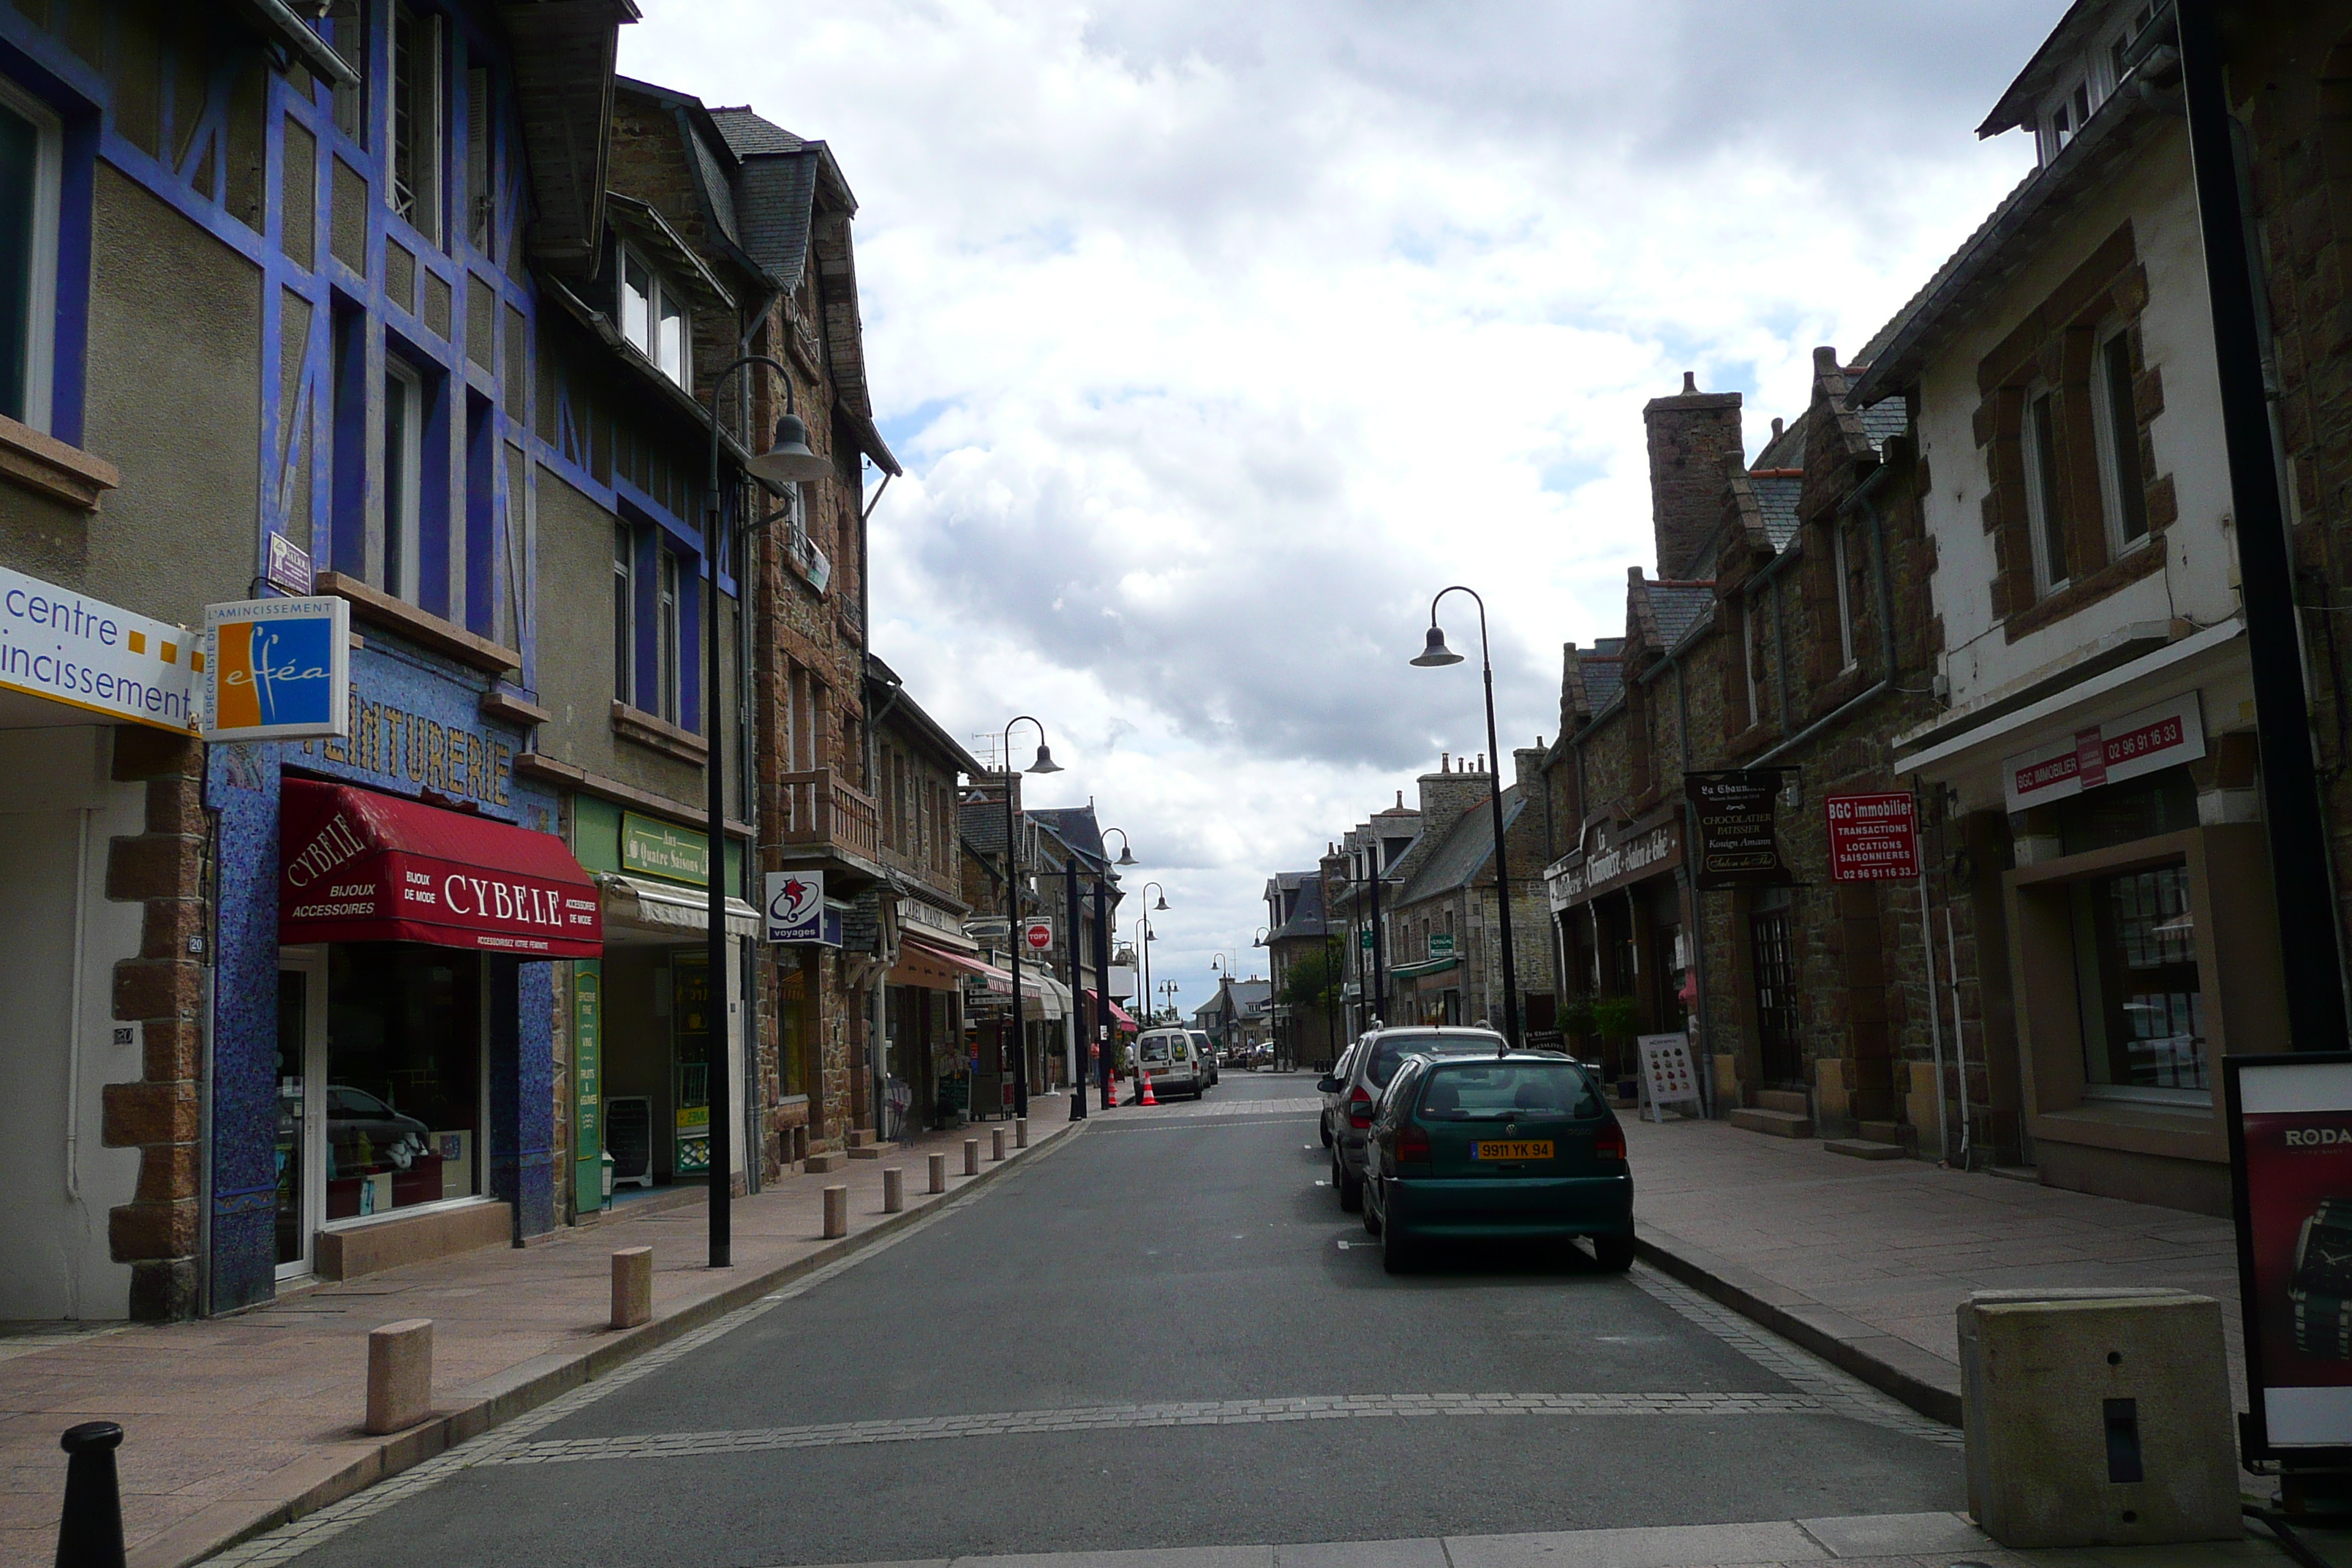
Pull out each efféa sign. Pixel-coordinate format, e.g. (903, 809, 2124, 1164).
(764, 870, 826, 944)
(1825, 792, 1920, 883)
(1022, 918, 1054, 951)
(2002, 693, 2205, 812)
(205, 597, 350, 742)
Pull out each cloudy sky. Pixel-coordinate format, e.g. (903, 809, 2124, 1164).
(618, 1, 2058, 1019)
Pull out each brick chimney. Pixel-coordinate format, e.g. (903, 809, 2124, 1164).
(1643, 371, 1744, 578)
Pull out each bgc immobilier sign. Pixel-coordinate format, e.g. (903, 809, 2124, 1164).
(1824, 792, 1921, 883)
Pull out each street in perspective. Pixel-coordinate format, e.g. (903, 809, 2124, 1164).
(11, 2, 2352, 1568)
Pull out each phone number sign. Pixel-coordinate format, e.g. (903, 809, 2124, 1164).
(1824, 791, 1920, 883)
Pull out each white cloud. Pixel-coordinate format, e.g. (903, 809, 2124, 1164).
(619, 0, 2057, 1010)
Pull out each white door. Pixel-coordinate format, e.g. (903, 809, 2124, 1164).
(275, 949, 328, 1281)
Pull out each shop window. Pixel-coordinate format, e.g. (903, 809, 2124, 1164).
(0, 80, 61, 433)
(389, 3, 442, 244)
(611, 522, 635, 704)
(2023, 385, 2068, 592)
(2092, 324, 2149, 551)
(2071, 862, 2206, 1101)
(2057, 766, 2198, 856)
(383, 358, 424, 602)
(324, 946, 480, 1219)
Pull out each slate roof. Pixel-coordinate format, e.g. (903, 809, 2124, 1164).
(1582, 641, 1626, 711)
(1028, 807, 1108, 870)
(708, 107, 806, 157)
(1268, 872, 1329, 941)
(1752, 474, 1801, 549)
(1398, 786, 1525, 905)
(1753, 410, 1808, 470)
(960, 784, 1011, 858)
(1650, 583, 1714, 652)
(1858, 399, 1909, 452)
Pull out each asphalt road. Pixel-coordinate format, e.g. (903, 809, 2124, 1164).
(284, 1074, 1964, 1568)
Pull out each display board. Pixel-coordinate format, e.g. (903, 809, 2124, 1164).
(1825, 792, 1920, 882)
(2228, 1053, 2352, 1458)
(1638, 1032, 1703, 1123)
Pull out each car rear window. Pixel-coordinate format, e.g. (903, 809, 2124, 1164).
(1141, 1037, 1172, 1063)
(1416, 1063, 1601, 1120)
(1365, 1033, 1505, 1088)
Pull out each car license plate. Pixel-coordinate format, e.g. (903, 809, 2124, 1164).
(1473, 1141, 1552, 1161)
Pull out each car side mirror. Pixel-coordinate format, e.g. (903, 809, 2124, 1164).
(1316, 1076, 1340, 1094)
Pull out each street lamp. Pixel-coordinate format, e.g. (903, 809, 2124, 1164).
(700, 355, 833, 1271)
(1095, 828, 1134, 1109)
(1412, 586, 1521, 1049)
(1210, 953, 1236, 1065)
(1138, 883, 1169, 1021)
(998, 715, 1060, 1120)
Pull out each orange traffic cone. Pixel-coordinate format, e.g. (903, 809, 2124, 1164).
(1140, 1072, 1158, 1107)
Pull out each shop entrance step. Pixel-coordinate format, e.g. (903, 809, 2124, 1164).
(1754, 1090, 1811, 1117)
(1988, 1164, 2040, 1183)
(1727, 1107, 1813, 1139)
(1824, 1138, 1904, 1161)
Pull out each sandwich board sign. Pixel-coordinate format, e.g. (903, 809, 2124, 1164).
(1638, 1033, 1703, 1123)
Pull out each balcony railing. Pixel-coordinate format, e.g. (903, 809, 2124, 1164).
(773, 769, 881, 864)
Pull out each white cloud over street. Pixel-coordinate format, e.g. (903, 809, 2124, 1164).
(618, 1, 2056, 1012)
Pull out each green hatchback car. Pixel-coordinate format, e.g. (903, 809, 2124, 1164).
(1361, 1051, 1634, 1275)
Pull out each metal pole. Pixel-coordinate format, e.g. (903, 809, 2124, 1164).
(1094, 872, 1113, 1105)
(999, 723, 1039, 1121)
(2178, 0, 2348, 1052)
(1065, 858, 1085, 1120)
(1474, 617, 1523, 1047)
(1918, 867, 1950, 1165)
(1369, 840, 1386, 1025)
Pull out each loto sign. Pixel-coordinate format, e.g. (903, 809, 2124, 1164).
(1825, 792, 1920, 882)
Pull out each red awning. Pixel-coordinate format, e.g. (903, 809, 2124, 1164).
(280, 779, 603, 957)
(1082, 990, 1139, 1029)
(891, 936, 992, 990)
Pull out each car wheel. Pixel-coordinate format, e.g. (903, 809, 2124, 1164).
(1382, 1229, 1416, 1275)
(1362, 1194, 1382, 1237)
(1338, 1161, 1364, 1214)
(1319, 1119, 1333, 1147)
(1593, 1234, 1635, 1272)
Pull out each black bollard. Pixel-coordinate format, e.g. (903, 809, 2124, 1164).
(56, 1421, 124, 1568)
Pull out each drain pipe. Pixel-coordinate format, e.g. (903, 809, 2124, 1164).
(1917, 866, 1950, 1165)
(1945, 905, 1970, 1169)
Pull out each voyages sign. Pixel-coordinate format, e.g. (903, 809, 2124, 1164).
(1687, 770, 1794, 889)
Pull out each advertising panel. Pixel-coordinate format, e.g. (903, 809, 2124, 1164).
(764, 870, 832, 945)
(1687, 771, 1793, 889)
(204, 597, 350, 742)
(2002, 693, 2205, 812)
(2227, 1053, 2352, 1457)
(1825, 792, 1921, 882)
(1638, 1033, 1703, 1123)
(0, 563, 198, 732)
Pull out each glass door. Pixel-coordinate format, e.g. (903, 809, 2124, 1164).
(275, 950, 328, 1280)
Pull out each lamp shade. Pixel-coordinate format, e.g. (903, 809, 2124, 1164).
(748, 412, 832, 488)
(1154, 893, 1169, 911)
(1028, 742, 1063, 774)
(1410, 624, 1463, 667)
(1115, 845, 1138, 867)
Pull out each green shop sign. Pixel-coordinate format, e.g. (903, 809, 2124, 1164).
(1429, 932, 1456, 957)
(622, 812, 709, 886)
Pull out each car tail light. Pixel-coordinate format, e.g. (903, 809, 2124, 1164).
(1348, 1087, 1376, 1128)
(1397, 1123, 1431, 1165)
(1595, 1124, 1626, 1162)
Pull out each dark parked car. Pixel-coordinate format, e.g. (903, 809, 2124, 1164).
(1362, 1052, 1633, 1275)
(1320, 1025, 1507, 1210)
(1317, 1041, 1360, 1147)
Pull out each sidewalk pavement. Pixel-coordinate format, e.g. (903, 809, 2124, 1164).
(0, 1101, 1091, 1568)
(1624, 1113, 2244, 1426)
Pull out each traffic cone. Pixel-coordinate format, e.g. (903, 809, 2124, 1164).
(1140, 1073, 1158, 1107)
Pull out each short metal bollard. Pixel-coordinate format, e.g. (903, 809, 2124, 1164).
(610, 1246, 653, 1330)
(991, 1127, 1006, 1162)
(962, 1137, 979, 1176)
(823, 1184, 848, 1239)
(882, 1166, 905, 1213)
(365, 1319, 434, 1435)
(1015, 1116, 1029, 1148)
(928, 1152, 948, 1193)
(55, 1421, 124, 1568)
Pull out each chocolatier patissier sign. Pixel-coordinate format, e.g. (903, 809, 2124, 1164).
(279, 778, 602, 957)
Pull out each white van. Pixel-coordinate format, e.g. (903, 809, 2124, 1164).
(1135, 1028, 1205, 1100)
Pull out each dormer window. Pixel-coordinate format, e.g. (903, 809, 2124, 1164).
(618, 244, 690, 388)
(2036, 2, 2161, 165)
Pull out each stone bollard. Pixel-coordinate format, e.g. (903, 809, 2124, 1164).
(962, 1138, 979, 1176)
(882, 1166, 905, 1213)
(54, 1421, 124, 1568)
(991, 1127, 1007, 1162)
(610, 1246, 652, 1330)
(823, 1185, 848, 1239)
(365, 1319, 434, 1435)
(928, 1151, 948, 1193)
(1016, 1115, 1029, 1148)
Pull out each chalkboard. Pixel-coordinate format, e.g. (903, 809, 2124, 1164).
(607, 1096, 654, 1187)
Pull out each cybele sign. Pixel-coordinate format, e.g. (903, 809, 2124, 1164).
(1022, 918, 1053, 951)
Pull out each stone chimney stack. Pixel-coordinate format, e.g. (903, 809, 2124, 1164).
(1417, 754, 1494, 845)
(1515, 745, 1546, 800)
(1643, 371, 1744, 578)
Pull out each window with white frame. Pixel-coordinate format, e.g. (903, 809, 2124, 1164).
(2022, 384, 2070, 593)
(617, 245, 691, 388)
(382, 359, 424, 603)
(325, 1, 366, 144)
(388, 3, 442, 244)
(1739, 597, 1761, 727)
(2036, 3, 2160, 165)
(611, 524, 635, 705)
(1830, 522, 1858, 671)
(2090, 322, 2150, 552)
(656, 549, 681, 725)
(0, 80, 61, 433)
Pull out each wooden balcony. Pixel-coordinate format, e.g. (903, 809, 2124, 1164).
(772, 769, 883, 878)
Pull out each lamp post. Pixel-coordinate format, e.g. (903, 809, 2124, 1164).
(1096, 828, 1135, 1109)
(1252, 925, 1272, 1066)
(1412, 587, 1521, 1049)
(998, 716, 1061, 1120)
(701, 354, 831, 1270)
(1138, 883, 1169, 1023)
(1210, 952, 1235, 1065)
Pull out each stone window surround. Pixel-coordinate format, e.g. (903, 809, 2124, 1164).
(1973, 220, 2177, 645)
